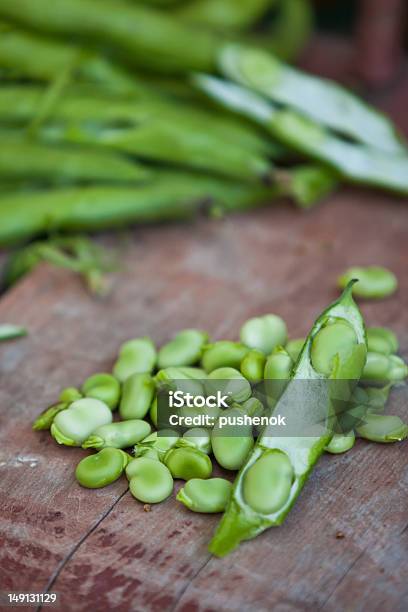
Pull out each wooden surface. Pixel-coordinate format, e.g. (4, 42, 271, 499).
(0, 187, 407, 612)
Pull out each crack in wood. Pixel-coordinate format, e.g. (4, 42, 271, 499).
(170, 553, 213, 612)
(319, 547, 367, 610)
(36, 488, 129, 612)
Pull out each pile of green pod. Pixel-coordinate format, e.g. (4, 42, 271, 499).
(32, 279, 408, 542)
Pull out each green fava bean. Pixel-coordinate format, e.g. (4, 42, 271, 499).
(240, 314, 287, 354)
(51, 398, 112, 446)
(113, 337, 157, 382)
(325, 431, 355, 454)
(264, 346, 293, 405)
(387, 355, 408, 382)
(285, 338, 305, 362)
(365, 385, 391, 413)
(367, 327, 398, 355)
(82, 419, 151, 449)
(211, 407, 254, 470)
(207, 367, 252, 404)
(135, 430, 180, 460)
(356, 414, 408, 443)
(177, 478, 232, 513)
(183, 427, 211, 454)
(59, 387, 83, 403)
(127, 457, 173, 503)
(243, 451, 294, 515)
(201, 341, 249, 373)
(75, 448, 129, 489)
(157, 329, 208, 369)
(362, 351, 391, 381)
(32, 401, 68, 431)
(240, 349, 266, 383)
(150, 397, 158, 428)
(311, 320, 358, 376)
(155, 367, 204, 397)
(82, 373, 121, 410)
(119, 372, 155, 420)
(164, 446, 212, 480)
(338, 266, 397, 299)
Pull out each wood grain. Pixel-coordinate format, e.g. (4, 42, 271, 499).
(0, 187, 407, 612)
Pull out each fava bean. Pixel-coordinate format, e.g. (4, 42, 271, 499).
(367, 327, 398, 355)
(240, 314, 287, 354)
(201, 341, 249, 373)
(240, 349, 266, 383)
(127, 457, 173, 503)
(285, 338, 305, 362)
(59, 387, 83, 403)
(119, 372, 155, 420)
(75, 447, 129, 488)
(150, 397, 158, 428)
(177, 478, 232, 513)
(264, 346, 293, 405)
(82, 419, 151, 449)
(243, 451, 294, 514)
(211, 406, 254, 470)
(356, 414, 408, 443)
(157, 329, 208, 369)
(207, 367, 252, 404)
(325, 431, 355, 454)
(113, 337, 156, 382)
(164, 446, 212, 480)
(338, 266, 397, 299)
(311, 320, 358, 376)
(183, 427, 211, 454)
(387, 355, 408, 382)
(155, 367, 204, 397)
(32, 401, 68, 431)
(135, 430, 180, 460)
(82, 373, 121, 410)
(51, 398, 112, 446)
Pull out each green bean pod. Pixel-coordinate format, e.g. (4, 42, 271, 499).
(75, 447, 129, 488)
(218, 44, 406, 155)
(196, 76, 408, 195)
(157, 329, 208, 369)
(240, 313, 287, 354)
(51, 398, 113, 446)
(356, 414, 408, 443)
(127, 457, 174, 503)
(177, 478, 232, 513)
(209, 281, 367, 556)
(119, 373, 156, 420)
(164, 446, 212, 480)
(82, 419, 151, 449)
(82, 373, 121, 410)
(113, 337, 157, 382)
(201, 341, 249, 373)
(0, 139, 151, 185)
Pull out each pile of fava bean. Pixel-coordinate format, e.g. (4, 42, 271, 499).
(32, 271, 407, 550)
(33, 278, 407, 509)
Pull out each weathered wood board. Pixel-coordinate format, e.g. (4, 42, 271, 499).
(0, 187, 407, 612)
